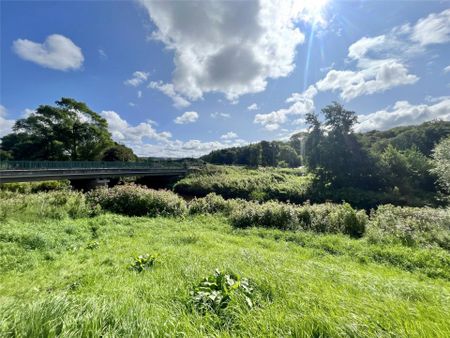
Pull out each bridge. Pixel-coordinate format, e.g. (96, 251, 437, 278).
(0, 161, 198, 189)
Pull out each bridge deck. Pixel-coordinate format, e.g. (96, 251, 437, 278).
(0, 167, 189, 183)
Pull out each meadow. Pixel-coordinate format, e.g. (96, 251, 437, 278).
(1, 184, 449, 337)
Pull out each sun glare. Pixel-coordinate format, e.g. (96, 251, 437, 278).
(293, 0, 330, 25)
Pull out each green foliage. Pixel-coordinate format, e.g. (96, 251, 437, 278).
(86, 184, 187, 217)
(0, 180, 70, 193)
(188, 193, 238, 215)
(175, 165, 313, 203)
(1, 98, 114, 161)
(101, 143, 137, 162)
(367, 204, 450, 250)
(129, 254, 158, 272)
(190, 269, 254, 315)
(202, 140, 300, 168)
(431, 136, 450, 200)
(0, 190, 95, 221)
(229, 200, 368, 237)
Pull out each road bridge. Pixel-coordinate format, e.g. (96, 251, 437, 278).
(0, 161, 197, 188)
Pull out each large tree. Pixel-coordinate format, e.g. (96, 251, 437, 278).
(1, 98, 114, 160)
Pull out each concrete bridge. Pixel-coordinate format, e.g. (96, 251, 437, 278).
(0, 161, 197, 189)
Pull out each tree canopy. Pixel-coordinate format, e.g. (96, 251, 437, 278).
(1, 98, 136, 161)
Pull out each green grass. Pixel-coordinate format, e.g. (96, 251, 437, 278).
(174, 165, 314, 202)
(1, 213, 449, 337)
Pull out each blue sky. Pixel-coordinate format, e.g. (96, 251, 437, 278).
(1, 0, 450, 157)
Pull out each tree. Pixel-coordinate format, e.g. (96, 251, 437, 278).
(431, 136, 450, 200)
(101, 143, 137, 161)
(1, 98, 113, 160)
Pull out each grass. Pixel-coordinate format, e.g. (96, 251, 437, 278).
(174, 165, 314, 202)
(1, 212, 449, 337)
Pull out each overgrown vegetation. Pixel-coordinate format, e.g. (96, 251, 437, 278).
(86, 184, 187, 217)
(1, 190, 449, 336)
(175, 165, 313, 203)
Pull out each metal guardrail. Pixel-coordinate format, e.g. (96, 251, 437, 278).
(0, 160, 201, 170)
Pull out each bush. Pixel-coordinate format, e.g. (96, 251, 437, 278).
(229, 200, 368, 237)
(188, 193, 233, 215)
(86, 184, 187, 217)
(367, 204, 450, 249)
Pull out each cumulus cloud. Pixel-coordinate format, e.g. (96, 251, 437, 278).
(0, 105, 15, 137)
(101, 110, 171, 144)
(101, 110, 245, 157)
(254, 85, 317, 131)
(210, 112, 231, 119)
(411, 9, 450, 46)
(174, 111, 199, 124)
(445, 65, 450, 74)
(316, 60, 418, 101)
(247, 103, 259, 111)
(124, 71, 149, 87)
(312, 9, 450, 102)
(220, 131, 238, 139)
(13, 34, 84, 71)
(356, 98, 450, 132)
(148, 81, 190, 108)
(138, 0, 306, 101)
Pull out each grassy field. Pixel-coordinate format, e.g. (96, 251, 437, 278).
(1, 194, 450, 337)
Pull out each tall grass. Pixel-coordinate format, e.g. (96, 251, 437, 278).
(174, 165, 313, 202)
(0, 214, 449, 337)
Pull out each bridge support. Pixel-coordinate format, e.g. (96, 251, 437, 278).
(70, 178, 109, 191)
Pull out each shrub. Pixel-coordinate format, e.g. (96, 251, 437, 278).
(190, 269, 254, 315)
(129, 254, 158, 272)
(230, 200, 368, 237)
(86, 184, 187, 217)
(188, 193, 233, 215)
(367, 204, 450, 249)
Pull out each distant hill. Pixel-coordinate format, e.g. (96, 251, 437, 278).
(202, 120, 450, 167)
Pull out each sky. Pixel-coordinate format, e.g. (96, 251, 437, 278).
(1, 0, 450, 157)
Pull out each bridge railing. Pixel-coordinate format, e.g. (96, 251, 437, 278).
(0, 160, 203, 170)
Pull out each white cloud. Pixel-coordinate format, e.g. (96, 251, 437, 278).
(128, 102, 136, 107)
(124, 71, 149, 87)
(210, 112, 231, 119)
(316, 60, 418, 101)
(138, 0, 306, 101)
(174, 111, 199, 124)
(312, 10, 450, 102)
(247, 103, 259, 111)
(220, 131, 238, 139)
(444, 65, 450, 74)
(22, 108, 35, 118)
(356, 98, 450, 132)
(138, 90, 143, 98)
(102, 110, 246, 157)
(101, 110, 171, 144)
(0, 105, 15, 138)
(13, 34, 84, 71)
(148, 81, 191, 108)
(411, 9, 450, 46)
(254, 85, 317, 130)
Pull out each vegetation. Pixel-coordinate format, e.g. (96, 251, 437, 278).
(174, 165, 313, 203)
(0, 98, 136, 161)
(1, 188, 449, 336)
(431, 136, 450, 200)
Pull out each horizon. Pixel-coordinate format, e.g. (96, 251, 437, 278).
(1, 0, 450, 158)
